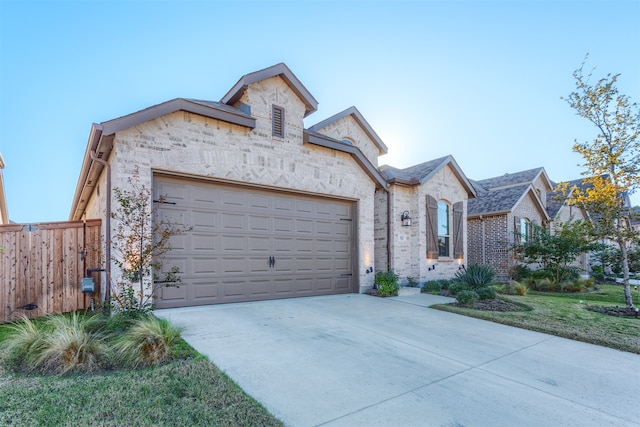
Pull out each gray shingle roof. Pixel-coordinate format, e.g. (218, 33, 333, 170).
(379, 156, 451, 183)
(467, 183, 532, 216)
(474, 167, 545, 191)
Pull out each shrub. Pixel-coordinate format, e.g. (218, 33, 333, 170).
(475, 286, 497, 300)
(510, 264, 531, 281)
(422, 280, 443, 294)
(406, 276, 419, 287)
(113, 314, 184, 368)
(456, 290, 479, 305)
(374, 271, 399, 296)
(454, 264, 496, 290)
(448, 281, 470, 296)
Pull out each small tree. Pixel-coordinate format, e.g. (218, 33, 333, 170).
(560, 57, 640, 308)
(514, 220, 600, 284)
(110, 171, 191, 314)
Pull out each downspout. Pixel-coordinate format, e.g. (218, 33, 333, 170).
(386, 189, 391, 271)
(89, 150, 111, 306)
(480, 215, 486, 265)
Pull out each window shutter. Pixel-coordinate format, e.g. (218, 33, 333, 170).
(426, 195, 438, 259)
(513, 215, 521, 245)
(272, 105, 284, 138)
(453, 201, 464, 259)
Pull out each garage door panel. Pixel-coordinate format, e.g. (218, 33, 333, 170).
(192, 210, 217, 229)
(154, 176, 356, 308)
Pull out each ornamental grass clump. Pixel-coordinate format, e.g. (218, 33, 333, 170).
(113, 314, 184, 368)
(3, 313, 109, 375)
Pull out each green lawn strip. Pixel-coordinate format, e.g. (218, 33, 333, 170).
(433, 285, 640, 354)
(0, 321, 283, 427)
(0, 355, 282, 427)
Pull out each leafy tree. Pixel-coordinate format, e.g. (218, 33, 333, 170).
(110, 170, 191, 314)
(514, 220, 600, 284)
(559, 57, 640, 308)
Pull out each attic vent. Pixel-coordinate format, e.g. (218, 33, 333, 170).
(96, 151, 104, 159)
(272, 105, 284, 138)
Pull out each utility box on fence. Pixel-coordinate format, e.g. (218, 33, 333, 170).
(81, 277, 95, 294)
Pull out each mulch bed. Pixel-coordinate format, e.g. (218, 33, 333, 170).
(586, 305, 639, 318)
(452, 299, 524, 312)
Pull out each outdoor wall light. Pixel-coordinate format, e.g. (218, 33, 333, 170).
(401, 210, 412, 226)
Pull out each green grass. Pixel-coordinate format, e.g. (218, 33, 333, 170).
(0, 318, 283, 427)
(433, 284, 640, 354)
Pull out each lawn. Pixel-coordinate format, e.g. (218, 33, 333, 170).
(433, 283, 640, 354)
(0, 322, 283, 427)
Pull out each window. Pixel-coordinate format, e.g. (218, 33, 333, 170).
(520, 218, 530, 244)
(272, 105, 284, 138)
(341, 138, 354, 146)
(437, 201, 450, 257)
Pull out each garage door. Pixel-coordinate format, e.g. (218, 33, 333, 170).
(153, 175, 357, 308)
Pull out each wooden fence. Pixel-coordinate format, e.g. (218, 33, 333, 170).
(0, 220, 102, 323)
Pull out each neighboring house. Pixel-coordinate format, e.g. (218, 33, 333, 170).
(467, 167, 552, 280)
(0, 152, 8, 224)
(546, 178, 592, 271)
(375, 156, 476, 283)
(70, 63, 390, 309)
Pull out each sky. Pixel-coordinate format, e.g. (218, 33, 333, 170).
(1, 0, 639, 224)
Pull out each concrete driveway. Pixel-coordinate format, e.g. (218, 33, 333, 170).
(156, 293, 640, 427)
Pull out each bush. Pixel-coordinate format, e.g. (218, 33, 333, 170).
(374, 271, 399, 296)
(406, 276, 419, 287)
(456, 290, 479, 305)
(422, 280, 443, 294)
(512, 281, 528, 296)
(448, 281, 470, 296)
(113, 314, 184, 368)
(475, 286, 497, 300)
(454, 264, 496, 289)
(510, 264, 531, 281)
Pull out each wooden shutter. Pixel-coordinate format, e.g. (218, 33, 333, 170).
(453, 201, 464, 259)
(426, 195, 438, 259)
(272, 105, 284, 138)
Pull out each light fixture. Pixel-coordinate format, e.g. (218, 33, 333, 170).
(401, 210, 412, 226)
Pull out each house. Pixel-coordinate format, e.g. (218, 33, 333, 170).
(467, 167, 552, 280)
(546, 177, 592, 271)
(375, 156, 476, 283)
(70, 63, 392, 309)
(0, 152, 8, 224)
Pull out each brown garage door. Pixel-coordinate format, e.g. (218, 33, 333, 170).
(153, 175, 357, 308)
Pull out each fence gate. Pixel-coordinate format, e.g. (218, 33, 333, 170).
(0, 219, 102, 322)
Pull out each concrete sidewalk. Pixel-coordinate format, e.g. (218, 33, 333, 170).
(156, 294, 640, 427)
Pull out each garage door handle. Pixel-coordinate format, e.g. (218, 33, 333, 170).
(269, 256, 275, 268)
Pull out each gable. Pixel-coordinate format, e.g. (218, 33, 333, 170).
(308, 107, 388, 164)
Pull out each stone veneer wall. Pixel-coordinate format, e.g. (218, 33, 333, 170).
(84, 75, 379, 292)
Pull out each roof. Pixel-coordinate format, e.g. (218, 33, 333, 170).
(474, 167, 551, 191)
(467, 183, 534, 216)
(308, 106, 388, 155)
(379, 155, 476, 198)
(221, 63, 319, 117)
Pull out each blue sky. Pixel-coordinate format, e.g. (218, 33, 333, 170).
(1, 0, 639, 223)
